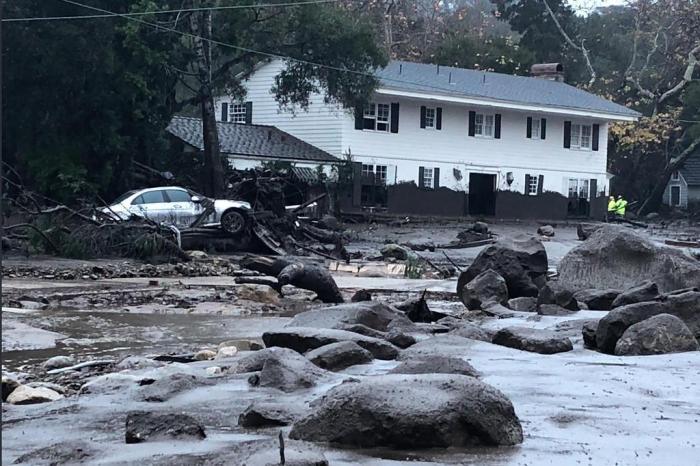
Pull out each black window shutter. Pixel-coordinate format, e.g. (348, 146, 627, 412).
(592, 124, 600, 151)
(433, 167, 440, 189)
(525, 174, 531, 194)
(221, 102, 229, 122)
(420, 106, 426, 129)
(352, 162, 362, 206)
(390, 103, 400, 133)
(526, 117, 532, 138)
(468, 111, 476, 136)
(494, 114, 502, 139)
(541, 118, 547, 139)
(590, 179, 597, 199)
(564, 121, 572, 148)
(537, 175, 544, 195)
(354, 105, 363, 130)
(436, 108, 442, 130)
(418, 167, 425, 188)
(245, 101, 253, 124)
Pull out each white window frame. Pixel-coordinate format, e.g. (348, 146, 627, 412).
(567, 178, 590, 199)
(361, 164, 374, 177)
(570, 123, 592, 150)
(230, 103, 247, 124)
(375, 165, 388, 182)
(531, 118, 542, 140)
(671, 171, 680, 181)
(422, 167, 434, 189)
(363, 103, 390, 132)
(424, 107, 436, 129)
(527, 175, 539, 195)
(475, 113, 494, 138)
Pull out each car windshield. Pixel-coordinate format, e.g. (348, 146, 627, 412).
(111, 190, 138, 205)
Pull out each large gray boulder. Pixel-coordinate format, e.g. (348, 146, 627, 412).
(558, 225, 700, 293)
(233, 347, 327, 392)
(125, 411, 205, 443)
(537, 283, 579, 311)
(289, 374, 523, 448)
(573, 289, 621, 311)
(233, 347, 307, 373)
(305, 341, 373, 371)
(287, 301, 413, 332)
(614, 314, 699, 356)
(596, 290, 700, 353)
(389, 356, 479, 377)
(611, 281, 659, 308)
(263, 327, 399, 360)
(460, 269, 509, 310)
(138, 373, 211, 402)
(398, 335, 476, 360)
(458, 236, 548, 298)
(492, 327, 573, 354)
(582, 320, 599, 349)
(6, 385, 63, 405)
(238, 402, 305, 427)
(447, 323, 491, 342)
(508, 297, 538, 312)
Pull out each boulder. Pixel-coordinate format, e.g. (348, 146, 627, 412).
(472, 221, 489, 234)
(238, 402, 304, 428)
(216, 346, 239, 359)
(43, 355, 76, 371)
(380, 243, 416, 261)
(2, 373, 20, 401)
(79, 373, 142, 395)
(447, 323, 491, 342)
(572, 289, 621, 311)
(139, 373, 211, 402)
(614, 314, 699, 356)
(537, 283, 579, 311)
(576, 223, 602, 240)
(389, 356, 479, 377)
(235, 284, 280, 305)
(350, 289, 372, 302)
(537, 304, 577, 316)
(26, 382, 66, 395)
(233, 347, 313, 374)
(482, 302, 517, 318)
(398, 335, 476, 361)
(115, 356, 163, 371)
(508, 297, 538, 312)
(205, 366, 222, 376)
(596, 290, 700, 353)
(582, 320, 599, 349)
(305, 341, 373, 371)
(251, 356, 326, 392)
(492, 327, 573, 354)
(194, 350, 216, 361)
(277, 262, 344, 303)
(125, 411, 205, 443)
(6, 385, 63, 404)
(395, 295, 449, 323)
(337, 323, 387, 339)
(12, 441, 94, 465)
(537, 225, 555, 237)
(458, 236, 548, 299)
(287, 301, 412, 332)
(460, 269, 509, 310)
(558, 225, 700, 293)
(263, 327, 399, 360)
(289, 374, 522, 448)
(219, 339, 263, 351)
(385, 329, 417, 348)
(611, 281, 659, 308)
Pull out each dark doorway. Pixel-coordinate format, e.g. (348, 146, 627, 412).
(671, 186, 680, 206)
(468, 173, 496, 216)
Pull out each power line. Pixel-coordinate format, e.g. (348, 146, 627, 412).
(2, 0, 342, 23)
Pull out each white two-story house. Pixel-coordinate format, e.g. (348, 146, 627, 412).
(213, 59, 639, 217)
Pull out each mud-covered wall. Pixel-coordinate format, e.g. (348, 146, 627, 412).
(494, 191, 569, 219)
(387, 182, 467, 216)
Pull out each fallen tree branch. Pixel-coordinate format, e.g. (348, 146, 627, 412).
(3, 223, 59, 253)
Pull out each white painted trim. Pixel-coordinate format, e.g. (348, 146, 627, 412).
(375, 87, 638, 121)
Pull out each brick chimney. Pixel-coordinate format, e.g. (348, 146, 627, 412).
(530, 63, 564, 82)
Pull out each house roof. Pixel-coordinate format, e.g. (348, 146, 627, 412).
(167, 116, 340, 163)
(679, 148, 700, 185)
(375, 61, 641, 119)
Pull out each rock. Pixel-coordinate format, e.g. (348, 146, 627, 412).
(460, 269, 509, 310)
(238, 402, 304, 428)
(394, 295, 449, 323)
(79, 373, 142, 395)
(6, 385, 63, 404)
(2, 373, 20, 401)
(576, 223, 602, 240)
(115, 356, 163, 371)
(337, 323, 386, 339)
(205, 366, 222, 376)
(398, 335, 477, 360)
(216, 346, 239, 359)
(139, 373, 210, 402)
(611, 281, 659, 308)
(614, 314, 699, 355)
(380, 243, 416, 261)
(252, 354, 326, 392)
(596, 290, 700, 353)
(235, 284, 280, 304)
(447, 322, 491, 342)
(290, 374, 522, 447)
(125, 411, 206, 443)
(288, 301, 412, 332)
(537, 225, 555, 237)
(26, 382, 66, 394)
(645, 212, 660, 221)
(385, 329, 417, 348)
(559, 225, 700, 293)
(582, 321, 599, 349)
(537, 304, 577, 316)
(435, 316, 464, 329)
(218, 339, 263, 351)
(482, 302, 517, 318)
(389, 356, 479, 377)
(305, 341, 373, 371)
(458, 236, 548, 299)
(508, 296, 538, 312)
(350, 289, 372, 302)
(194, 350, 216, 361)
(537, 283, 579, 311)
(572, 289, 621, 311)
(263, 327, 399, 360)
(188, 250, 208, 260)
(233, 347, 311, 373)
(492, 327, 573, 354)
(43, 355, 76, 371)
(278, 262, 344, 303)
(12, 441, 94, 465)
(472, 221, 489, 234)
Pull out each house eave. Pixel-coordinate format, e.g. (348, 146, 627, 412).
(375, 87, 639, 122)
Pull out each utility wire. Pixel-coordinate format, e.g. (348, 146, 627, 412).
(2, 0, 342, 22)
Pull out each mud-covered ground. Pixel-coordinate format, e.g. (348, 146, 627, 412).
(2, 220, 699, 465)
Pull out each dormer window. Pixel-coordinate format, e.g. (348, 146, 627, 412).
(230, 103, 247, 124)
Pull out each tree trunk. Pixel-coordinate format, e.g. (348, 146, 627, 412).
(638, 138, 700, 215)
(189, 4, 225, 198)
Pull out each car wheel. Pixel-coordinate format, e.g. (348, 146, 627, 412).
(220, 209, 247, 235)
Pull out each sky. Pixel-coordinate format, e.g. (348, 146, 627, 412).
(568, 0, 628, 15)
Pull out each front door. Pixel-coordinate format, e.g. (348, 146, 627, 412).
(671, 186, 681, 206)
(468, 173, 496, 216)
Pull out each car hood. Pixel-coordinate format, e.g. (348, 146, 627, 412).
(213, 199, 252, 211)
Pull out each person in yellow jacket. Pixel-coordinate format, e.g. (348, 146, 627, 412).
(615, 195, 628, 217)
(606, 196, 618, 222)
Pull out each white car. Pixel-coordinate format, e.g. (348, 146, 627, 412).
(102, 186, 252, 235)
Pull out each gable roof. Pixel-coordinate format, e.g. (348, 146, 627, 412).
(679, 148, 700, 186)
(167, 116, 339, 163)
(375, 61, 640, 119)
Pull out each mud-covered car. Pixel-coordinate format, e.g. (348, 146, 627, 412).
(101, 186, 252, 235)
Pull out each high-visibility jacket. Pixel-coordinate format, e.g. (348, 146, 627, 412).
(608, 199, 617, 212)
(616, 199, 628, 216)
